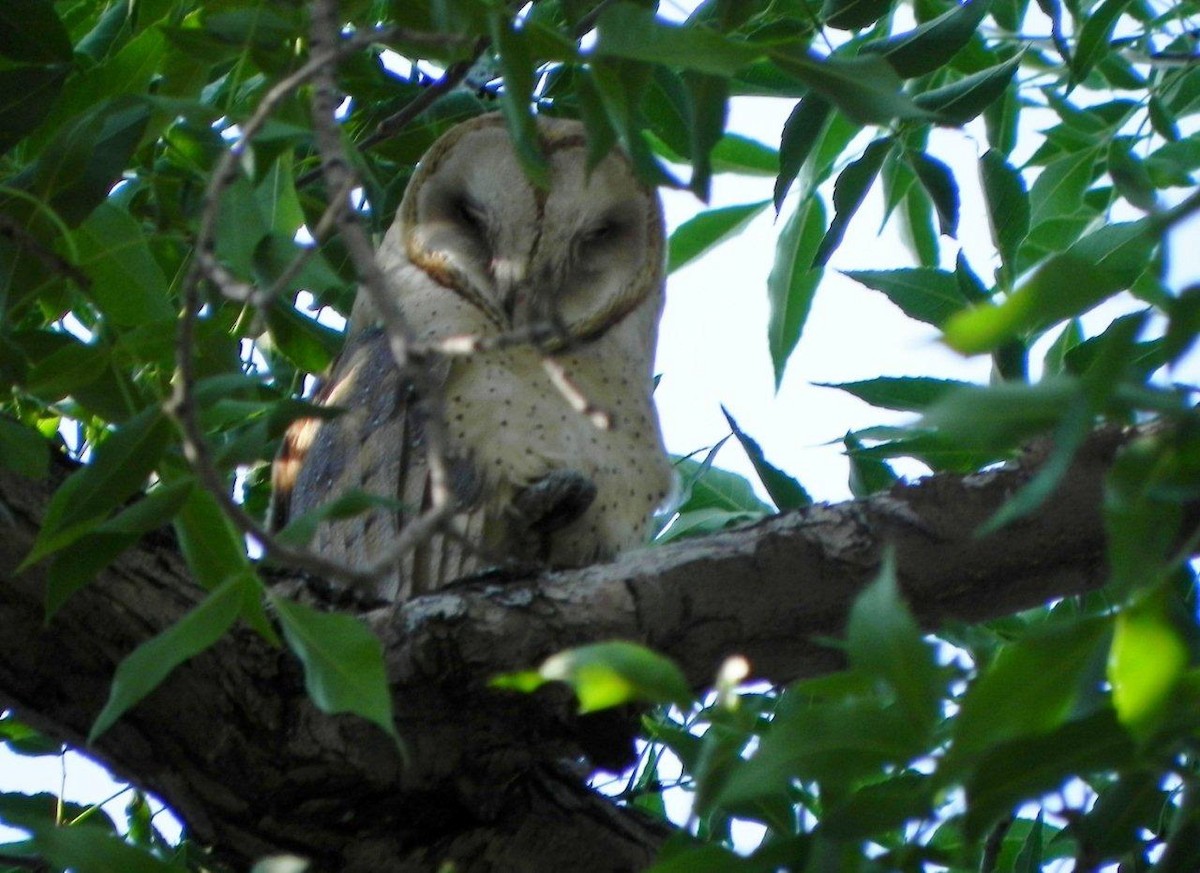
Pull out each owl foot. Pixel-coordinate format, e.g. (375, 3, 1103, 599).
(512, 469, 597, 536)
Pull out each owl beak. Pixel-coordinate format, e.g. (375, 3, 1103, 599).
(490, 257, 526, 320)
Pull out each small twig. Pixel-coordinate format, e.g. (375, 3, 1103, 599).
(979, 814, 1014, 873)
(309, 0, 461, 583)
(541, 357, 611, 430)
(295, 39, 490, 189)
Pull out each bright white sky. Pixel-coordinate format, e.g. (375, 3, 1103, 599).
(5, 3, 1200, 852)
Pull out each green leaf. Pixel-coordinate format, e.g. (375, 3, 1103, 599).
(683, 71, 729, 200)
(1028, 147, 1099, 228)
(955, 251, 990, 302)
(672, 452, 774, 516)
(771, 52, 924, 126)
(1015, 812, 1044, 872)
(822, 772, 935, 839)
(46, 479, 194, 618)
(908, 151, 959, 237)
(22, 407, 171, 568)
(814, 137, 892, 266)
(821, 376, 975, 412)
(656, 506, 765, 542)
(23, 96, 152, 227)
(984, 82, 1020, 155)
(1076, 771, 1165, 857)
(822, 0, 893, 31)
(1070, 0, 1134, 86)
(708, 134, 778, 176)
(847, 553, 941, 729)
(271, 595, 402, 745)
(75, 203, 174, 327)
(722, 406, 810, 510)
(844, 430, 899, 497)
(28, 824, 188, 873)
(914, 54, 1021, 125)
(719, 694, 920, 805)
(900, 182, 939, 266)
(214, 177, 268, 276)
(918, 378, 1082, 452)
(514, 641, 691, 713)
(264, 297, 344, 373)
(0, 716, 61, 757)
(667, 200, 770, 273)
(22, 338, 108, 402)
(0, 0, 73, 63)
(774, 96, 832, 213)
(842, 268, 966, 327)
(945, 616, 1109, 773)
(173, 487, 253, 593)
(595, 3, 760, 76)
(0, 415, 49, 479)
(979, 149, 1030, 284)
(963, 709, 1134, 840)
(89, 573, 252, 742)
(767, 196, 826, 388)
(944, 220, 1155, 354)
(490, 15, 548, 186)
(1042, 319, 1083, 376)
(0, 65, 69, 156)
(1109, 584, 1189, 740)
(1107, 137, 1157, 211)
(865, 0, 993, 78)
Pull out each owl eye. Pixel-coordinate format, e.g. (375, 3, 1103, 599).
(582, 220, 620, 245)
(454, 198, 487, 235)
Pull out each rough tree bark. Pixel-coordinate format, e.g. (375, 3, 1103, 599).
(0, 427, 1138, 871)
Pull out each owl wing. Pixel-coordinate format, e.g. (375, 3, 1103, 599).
(270, 324, 490, 601)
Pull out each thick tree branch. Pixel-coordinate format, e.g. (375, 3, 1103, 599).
(0, 426, 1137, 869)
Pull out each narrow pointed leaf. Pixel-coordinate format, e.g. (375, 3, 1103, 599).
(272, 595, 402, 745)
(843, 268, 966, 327)
(771, 52, 924, 126)
(866, 0, 993, 78)
(1071, 0, 1134, 86)
(814, 138, 892, 266)
(979, 150, 1029, 281)
(821, 376, 975, 412)
(822, 0, 894, 31)
(668, 200, 771, 273)
(722, 406, 811, 510)
(914, 55, 1021, 125)
(22, 407, 171, 568)
(768, 197, 827, 388)
(847, 554, 940, 728)
(490, 16, 548, 186)
(90, 574, 251, 742)
(595, 4, 760, 75)
(775, 96, 832, 213)
(844, 431, 899, 497)
(1028, 147, 1099, 228)
(944, 221, 1155, 353)
(909, 151, 959, 237)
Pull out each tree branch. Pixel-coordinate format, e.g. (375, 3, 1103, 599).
(0, 426, 1140, 869)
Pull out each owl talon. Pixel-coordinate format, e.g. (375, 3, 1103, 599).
(512, 469, 597, 536)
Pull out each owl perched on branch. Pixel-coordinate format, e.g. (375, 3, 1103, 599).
(272, 114, 673, 602)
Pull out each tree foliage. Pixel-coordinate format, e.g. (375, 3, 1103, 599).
(1, 0, 1199, 870)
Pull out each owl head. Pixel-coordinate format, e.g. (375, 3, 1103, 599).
(393, 113, 666, 346)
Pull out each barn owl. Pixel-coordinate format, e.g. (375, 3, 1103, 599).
(272, 113, 673, 602)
